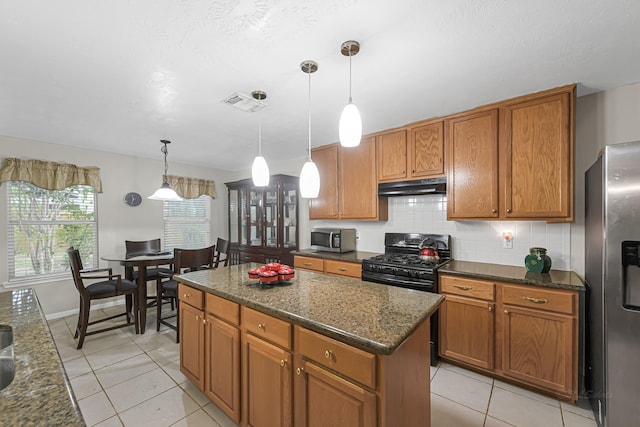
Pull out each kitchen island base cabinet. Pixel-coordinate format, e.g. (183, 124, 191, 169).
(205, 316, 240, 423)
(179, 287, 205, 389)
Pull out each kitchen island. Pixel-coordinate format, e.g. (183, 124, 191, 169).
(0, 289, 85, 427)
(175, 263, 443, 427)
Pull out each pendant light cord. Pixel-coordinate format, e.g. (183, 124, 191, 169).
(161, 142, 169, 182)
(307, 67, 312, 161)
(348, 48, 353, 103)
(258, 97, 263, 156)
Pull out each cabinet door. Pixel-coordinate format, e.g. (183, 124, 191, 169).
(410, 121, 444, 178)
(377, 129, 408, 182)
(439, 294, 494, 370)
(297, 361, 377, 427)
(309, 145, 339, 219)
(446, 109, 499, 219)
(501, 92, 572, 219)
(281, 181, 298, 249)
(340, 136, 379, 219)
(242, 332, 292, 427)
(501, 305, 575, 398)
(205, 316, 240, 423)
(180, 302, 205, 389)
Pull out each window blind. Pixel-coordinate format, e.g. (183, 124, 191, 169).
(7, 181, 98, 280)
(163, 196, 211, 251)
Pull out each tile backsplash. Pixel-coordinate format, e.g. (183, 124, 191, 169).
(310, 194, 571, 271)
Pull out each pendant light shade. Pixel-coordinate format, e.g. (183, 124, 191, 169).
(339, 40, 362, 148)
(251, 90, 270, 187)
(148, 140, 183, 201)
(299, 60, 320, 199)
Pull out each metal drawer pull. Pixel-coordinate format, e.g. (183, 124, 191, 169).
(523, 296, 548, 304)
(303, 262, 312, 266)
(258, 323, 265, 330)
(196, 315, 201, 321)
(183, 293, 189, 298)
(280, 359, 287, 367)
(296, 367, 304, 375)
(488, 306, 493, 312)
(324, 350, 333, 359)
(338, 267, 347, 272)
(504, 310, 509, 314)
(453, 285, 472, 291)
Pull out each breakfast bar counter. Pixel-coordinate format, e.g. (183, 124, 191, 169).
(0, 289, 85, 427)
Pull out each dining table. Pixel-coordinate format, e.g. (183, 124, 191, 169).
(100, 252, 174, 334)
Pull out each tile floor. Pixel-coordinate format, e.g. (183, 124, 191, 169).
(49, 306, 598, 427)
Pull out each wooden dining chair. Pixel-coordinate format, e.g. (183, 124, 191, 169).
(157, 245, 215, 342)
(67, 248, 139, 349)
(125, 238, 173, 306)
(213, 237, 230, 268)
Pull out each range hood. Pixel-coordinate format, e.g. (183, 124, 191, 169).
(378, 177, 446, 196)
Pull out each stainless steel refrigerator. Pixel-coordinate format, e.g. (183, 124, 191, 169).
(585, 140, 640, 427)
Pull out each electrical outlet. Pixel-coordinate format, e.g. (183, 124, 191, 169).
(502, 231, 513, 249)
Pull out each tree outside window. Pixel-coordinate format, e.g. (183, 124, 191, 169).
(7, 181, 98, 280)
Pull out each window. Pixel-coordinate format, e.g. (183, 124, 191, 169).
(7, 181, 98, 281)
(163, 196, 211, 250)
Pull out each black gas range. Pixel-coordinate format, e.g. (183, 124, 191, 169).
(361, 233, 451, 292)
(361, 232, 451, 365)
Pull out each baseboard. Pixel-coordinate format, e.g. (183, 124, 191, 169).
(45, 299, 123, 321)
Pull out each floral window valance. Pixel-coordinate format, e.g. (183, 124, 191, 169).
(0, 158, 103, 193)
(167, 175, 216, 199)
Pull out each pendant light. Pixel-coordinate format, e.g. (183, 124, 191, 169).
(338, 40, 362, 148)
(148, 140, 183, 201)
(299, 60, 320, 199)
(251, 90, 270, 187)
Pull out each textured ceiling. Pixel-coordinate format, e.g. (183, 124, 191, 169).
(1, 0, 639, 172)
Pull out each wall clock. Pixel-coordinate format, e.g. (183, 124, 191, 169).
(124, 192, 142, 207)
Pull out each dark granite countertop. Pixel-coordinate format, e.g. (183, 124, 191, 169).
(175, 263, 443, 355)
(291, 249, 382, 264)
(0, 289, 85, 427)
(438, 260, 585, 291)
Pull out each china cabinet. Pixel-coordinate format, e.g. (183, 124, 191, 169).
(226, 174, 299, 266)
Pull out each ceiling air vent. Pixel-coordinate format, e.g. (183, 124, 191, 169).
(222, 92, 266, 112)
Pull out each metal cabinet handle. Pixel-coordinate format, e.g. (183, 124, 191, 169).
(303, 262, 312, 266)
(453, 285, 472, 291)
(338, 267, 347, 272)
(183, 293, 189, 298)
(280, 359, 287, 367)
(258, 323, 265, 330)
(492, 209, 497, 214)
(324, 350, 333, 359)
(296, 367, 304, 375)
(504, 310, 509, 314)
(506, 208, 512, 213)
(196, 315, 201, 320)
(488, 306, 493, 312)
(523, 296, 548, 304)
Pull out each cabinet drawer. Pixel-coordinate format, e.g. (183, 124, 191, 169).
(440, 275, 495, 301)
(241, 306, 292, 350)
(325, 260, 361, 278)
(296, 326, 376, 389)
(502, 284, 575, 315)
(206, 293, 239, 325)
(178, 284, 204, 310)
(294, 256, 324, 272)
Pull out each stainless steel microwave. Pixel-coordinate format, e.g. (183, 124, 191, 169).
(310, 228, 356, 253)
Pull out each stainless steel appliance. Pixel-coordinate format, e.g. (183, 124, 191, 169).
(362, 233, 451, 365)
(585, 141, 640, 427)
(311, 228, 356, 253)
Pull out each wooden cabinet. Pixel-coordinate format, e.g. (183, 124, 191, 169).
(310, 139, 388, 221)
(500, 284, 576, 399)
(439, 276, 495, 370)
(241, 307, 292, 427)
(204, 294, 240, 423)
(179, 284, 205, 389)
(293, 255, 361, 279)
(500, 91, 573, 220)
(446, 109, 500, 219)
(226, 174, 299, 266)
(377, 122, 445, 183)
(438, 274, 579, 401)
(447, 84, 575, 222)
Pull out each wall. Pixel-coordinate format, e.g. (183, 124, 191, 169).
(0, 135, 237, 316)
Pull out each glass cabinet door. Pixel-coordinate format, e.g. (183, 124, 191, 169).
(239, 186, 249, 246)
(265, 187, 278, 248)
(249, 188, 263, 247)
(229, 188, 240, 244)
(282, 182, 298, 248)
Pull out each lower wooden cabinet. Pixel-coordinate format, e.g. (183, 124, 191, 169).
(438, 274, 579, 401)
(205, 316, 240, 422)
(242, 332, 292, 427)
(294, 255, 361, 279)
(179, 294, 205, 389)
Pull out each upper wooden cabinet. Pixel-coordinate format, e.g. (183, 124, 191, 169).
(446, 110, 500, 219)
(447, 84, 575, 222)
(310, 138, 388, 221)
(500, 91, 573, 220)
(377, 121, 445, 183)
